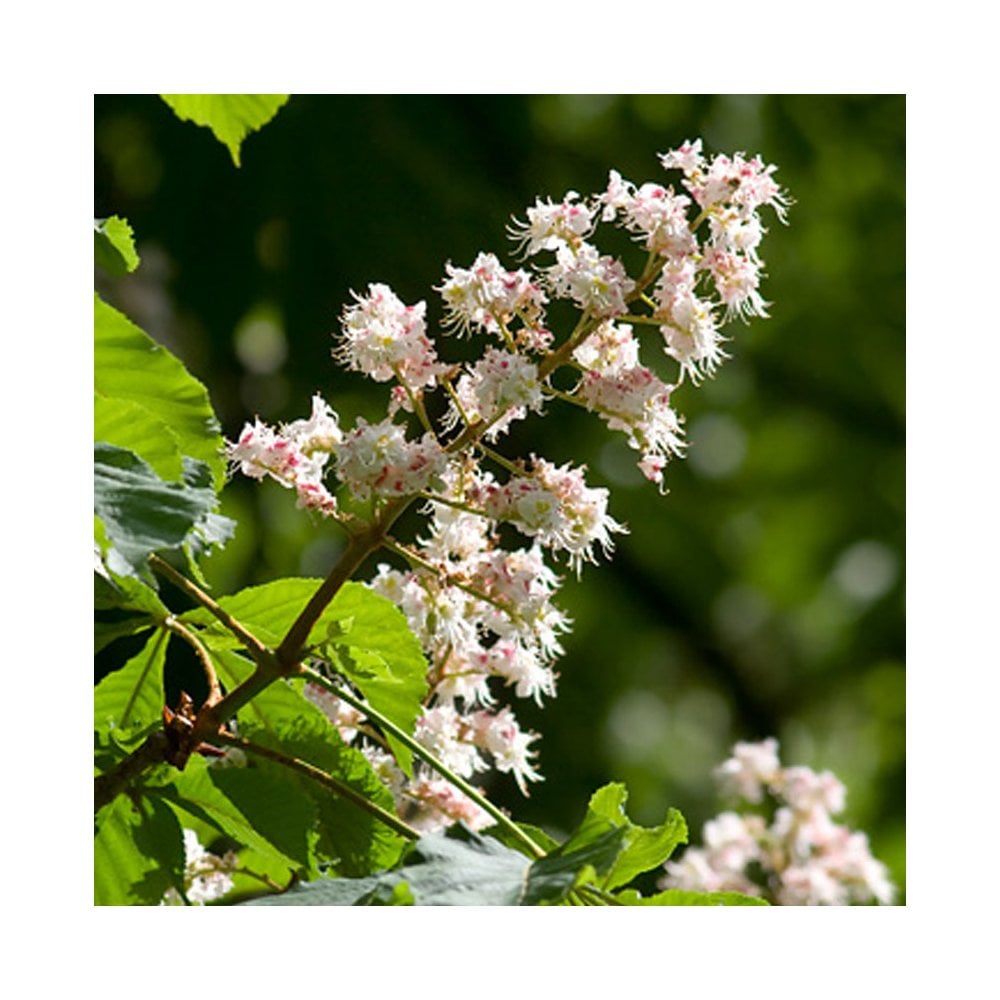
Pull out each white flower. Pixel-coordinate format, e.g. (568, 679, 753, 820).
(546, 243, 635, 319)
(334, 417, 448, 500)
(161, 829, 237, 905)
(713, 737, 781, 803)
(336, 283, 445, 391)
(508, 191, 595, 257)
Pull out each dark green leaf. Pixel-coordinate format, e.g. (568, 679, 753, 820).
(241, 827, 586, 906)
(206, 767, 318, 872)
(208, 646, 407, 875)
(528, 826, 626, 899)
(94, 793, 185, 905)
(94, 293, 225, 490)
(94, 443, 223, 584)
(159, 94, 289, 166)
(94, 215, 140, 275)
(94, 561, 170, 620)
(94, 626, 168, 734)
(155, 755, 310, 876)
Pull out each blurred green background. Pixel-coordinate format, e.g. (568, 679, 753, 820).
(95, 95, 905, 898)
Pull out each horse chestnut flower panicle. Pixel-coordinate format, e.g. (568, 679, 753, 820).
(228, 141, 792, 833)
(661, 740, 895, 905)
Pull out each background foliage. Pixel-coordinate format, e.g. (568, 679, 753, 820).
(94, 94, 905, 897)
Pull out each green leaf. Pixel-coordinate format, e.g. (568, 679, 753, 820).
(94, 443, 223, 584)
(241, 827, 588, 907)
(155, 755, 312, 876)
(208, 646, 407, 876)
(615, 888, 769, 906)
(94, 617, 154, 654)
(318, 583, 429, 776)
(484, 821, 560, 858)
(94, 793, 185, 905)
(94, 562, 169, 618)
(94, 626, 168, 735)
(94, 215, 140, 275)
(94, 293, 225, 490)
(574, 783, 688, 891)
(182, 580, 429, 776)
(160, 94, 289, 166)
(95, 393, 183, 483)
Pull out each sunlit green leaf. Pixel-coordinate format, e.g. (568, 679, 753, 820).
(182, 579, 428, 776)
(94, 626, 168, 735)
(95, 393, 184, 484)
(160, 94, 289, 166)
(94, 793, 185, 905)
(615, 887, 769, 906)
(94, 215, 140, 275)
(94, 293, 225, 490)
(576, 783, 688, 890)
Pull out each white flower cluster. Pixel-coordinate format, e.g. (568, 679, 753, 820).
(229, 141, 788, 833)
(160, 829, 238, 905)
(660, 739, 896, 905)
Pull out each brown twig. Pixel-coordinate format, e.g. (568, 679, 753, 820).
(163, 615, 222, 705)
(216, 731, 420, 842)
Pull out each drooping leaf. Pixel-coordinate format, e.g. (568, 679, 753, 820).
(94, 443, 226, 584)
(94, 293, 225, 490)
(160, 94, 289, 166)
(182, 579, 428, 775)
(94, 560, 170, 618)
(207, 646, 407, 875)
(615, 887, 769, 906)
(94, 626, 168, 735)
(241, 827, 589, 907)
(94, 215, 140, 275)
(94, 793, 185, 905)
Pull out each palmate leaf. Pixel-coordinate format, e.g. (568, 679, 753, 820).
(94, 792, 185, 905)
(160, 94, 289, 166)
(181, 579, 428, 775)
(94, 215, 140, 275)
(94, 443, 229, 585)
(94, 293, 225, 490)
(207, 646, 407, 876)
(241, 826, 599, 906)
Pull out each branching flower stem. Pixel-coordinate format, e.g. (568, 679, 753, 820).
(149, 555, 275, 673)
(300, 665, 547, 860)
(381, 536, 525, 624)
(216, 731, 421, 842)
